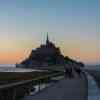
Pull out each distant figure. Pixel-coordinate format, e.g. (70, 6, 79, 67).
(64, 65, 73, 78)
(64, 67, 69, 78)
(74, 66, 81, 76)
(68, 67, 73, 78)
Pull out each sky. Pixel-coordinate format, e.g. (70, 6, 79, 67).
(0, 0, 99, 65)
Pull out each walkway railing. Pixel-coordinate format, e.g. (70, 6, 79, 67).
(0, 71, 64, 100)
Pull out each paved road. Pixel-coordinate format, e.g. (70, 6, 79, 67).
(23, 74, 88, 100)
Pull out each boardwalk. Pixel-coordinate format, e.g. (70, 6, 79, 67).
(23, 73, 88, 100)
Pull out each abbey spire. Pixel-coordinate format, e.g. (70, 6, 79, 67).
(46, 32, 50, 45)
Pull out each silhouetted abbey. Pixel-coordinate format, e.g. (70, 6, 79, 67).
(17, 34, 84, 68)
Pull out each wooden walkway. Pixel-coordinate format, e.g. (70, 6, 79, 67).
(23, 73, 88, 100)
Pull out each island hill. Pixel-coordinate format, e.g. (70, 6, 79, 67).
(17, 34, 84, 70)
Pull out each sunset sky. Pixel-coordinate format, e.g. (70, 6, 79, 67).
(0, 0, 99, 65)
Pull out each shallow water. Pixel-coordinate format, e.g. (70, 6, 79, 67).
(88, 74, 100, 100)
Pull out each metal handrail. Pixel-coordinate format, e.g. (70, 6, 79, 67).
(0, 72, 63, 89)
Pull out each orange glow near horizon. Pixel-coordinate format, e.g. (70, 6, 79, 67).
(0, 48, 98, 64)
(0, 39, 99, 64)
(0, 39, 39, 64)
(0, 0, 99, 65)
(0, 50, 30, 64)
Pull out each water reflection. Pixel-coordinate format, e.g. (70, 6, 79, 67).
(88, 74, 100, 100)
